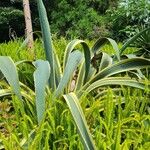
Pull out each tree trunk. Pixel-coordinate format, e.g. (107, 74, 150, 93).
(23, 0, 34, 58)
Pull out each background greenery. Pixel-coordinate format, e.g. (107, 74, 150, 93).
(0, 0, 149, 42)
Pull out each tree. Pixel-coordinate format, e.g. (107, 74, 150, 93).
(23, 0, 34, 58)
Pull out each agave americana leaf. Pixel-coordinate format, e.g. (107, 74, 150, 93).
(120, 28, 150, 55)
(75, 52, 112, 92)
(77, 58, 150, 96)
(63, 93, 96, 150)
(74, 62, 85, 92)
(63, 39, 91, 82)
(91, 58, 150, 83)
(0, 56, 22, 100)
(33, 60, 50, 124)
(75, 63, 96, 92)
(84, 77, 148, 95)
(121, 54, 145, 79)
(55, 50, 83, 97)
(54, 51, 62, 87)
(91, 37, 120, 60)
(99, 52, 113, 71)
(37, 0, 55, 90)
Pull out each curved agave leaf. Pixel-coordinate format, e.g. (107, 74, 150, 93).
(63, 93, 96, 150)
(63, 39, 91, 82)
(33, 60, 50, 124)
(75, 63, 96, 92)
(120, 28, 150, 55)
(82, 77, 148, 96)
(54, 51, 62, 87)
(0, 56, 22, 100)
(99, 52, 113, 71)
(75, 52, 112, 92)
(91, 37, 120, 60)
(74, 62, 85, 92)
(122, 54, 146, 79)
(91, 58, 150, 83)
(77, 58, 150, 96)
(37, 0, 55, 91)
(55, 50, 83, 97)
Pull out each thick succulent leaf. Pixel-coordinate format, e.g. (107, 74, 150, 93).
(54, 51, 62, 87)
(75, 63, 96, 92)
(63, 93, 96, 150)
(55, 50, 83, 97)
(92, 58, 150, 82)
(63, 39, 91, 82)
(121, 54, 145, 79)
(91, 38, 108, 53)
(91, 37, 120, 60)
(37, 0, 55, 90)
(120, 28, 150, 55)
(74, 63, 85, 92)
(0, 56, 22, 100)
(83, 77, 148, 95)
(99, 52, 113, 71)
(33, 60, 50, 124)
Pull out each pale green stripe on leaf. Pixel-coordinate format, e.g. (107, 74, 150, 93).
(85, 77, 148, 94)
(92, 58, 150, 82)
(63, 93, 96, 150)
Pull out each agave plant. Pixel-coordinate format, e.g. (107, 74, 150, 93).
(0, 0, 150, 149)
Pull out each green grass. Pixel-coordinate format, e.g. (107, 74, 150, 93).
(0, 39, 149, 149)
(0, 87, 149, 149)
(0, 38, 137, 61)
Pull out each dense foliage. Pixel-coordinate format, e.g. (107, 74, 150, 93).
(0, 6, 24, 42)
(1, 0, 149, 42)
(107, 0, 150, 41)
(0, 0, 119, 42)
(0, 0, 149, 149)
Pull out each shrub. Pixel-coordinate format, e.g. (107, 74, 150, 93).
(0, 0, 119, 42)
(0, 7, 24, 42)
(107, 0, 150, 41)
(49, 0, 110, 39)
